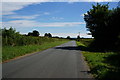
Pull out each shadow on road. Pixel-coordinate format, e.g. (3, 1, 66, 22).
(54, 46, 81, 50)
(54, 45, 90, 51)
(55, 45, 120, 79)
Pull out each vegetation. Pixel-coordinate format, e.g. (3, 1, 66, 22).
(84, 3, 120, 50)
(2, 27, 69, 62)
(76, 35, 80, 41)
(28, 30, 40, 36)
(66, 36, 71, 39)
(76, 39, 120, 80)
(2, 27, 64, 46)
(76, 3, 120, 80)
(3, 40, 68, 62)
(44, 33, 52, 37)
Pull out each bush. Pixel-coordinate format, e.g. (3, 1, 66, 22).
(1, 27, 64, 46)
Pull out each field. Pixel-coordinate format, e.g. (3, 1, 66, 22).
(2, 39, 69, 62)
(76, 39, 120, 79)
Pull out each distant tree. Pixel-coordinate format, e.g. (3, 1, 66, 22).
(44, 33, 48, 37)
(77, 35, 80, 39)
(53, 36, 59, 38)
(48, 33, 52, 37)
(67, 36, 70, 39)
(44, 33, 52, 37)
(28, 30, 40, 36)
(32, 30, 39, 36)
(77, 35, 80, 41)
(28, 32, 33, 36)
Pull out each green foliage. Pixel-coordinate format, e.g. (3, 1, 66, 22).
(79, 38, 93, 47)
(2, 40, 69, 62)
(2, 27, 63, 46)
(82, 51, 120, 79)
(84, 3, 120, 50)
(77, 35, 80, 39)
(77, 39, 120, 79)
(67, 36, 70, 39)
(28, 30, 39, 36)
(2, 27, 20, 46)
(32, 30, 39, 36)
(44, 33, 52, 37)
(84, 3, 110, 37)
(76, 35, 80, 41)
(2, 27, 69, 61)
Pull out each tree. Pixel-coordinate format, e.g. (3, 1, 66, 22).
(77, 35, 80, 39)
(84, 3, 110, 49)
(32, 30, 39, 36)
(67, 36, 70, 39)
(44, 33, 48, 37)
(44, 33, 52, 37)
(84, 3, 120, 49)
(48, 33, 52, 37)
(28, 32, 33, 36)
(2, 27, 20, 46)
(84, 3, 110, 39)
(108, 7, 120, 49)
(28, 30, 40, 36)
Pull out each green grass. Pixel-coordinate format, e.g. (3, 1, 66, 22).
(82, 51, 115, 79)
(2, 40, 69, 62)
(76, 40, 120, 79)
(79, 38, 93, 47)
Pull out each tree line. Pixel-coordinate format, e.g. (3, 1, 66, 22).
(27, 30, 52, 38)
(1, 27, 66, 46)
(84, 3, 120, 50)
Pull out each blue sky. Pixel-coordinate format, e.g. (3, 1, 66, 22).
(1, 1, 118, 38)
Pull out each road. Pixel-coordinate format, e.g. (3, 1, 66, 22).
(2, 41, 92, 78)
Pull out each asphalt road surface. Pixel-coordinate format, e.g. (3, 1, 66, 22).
(2, 41, 93, 78)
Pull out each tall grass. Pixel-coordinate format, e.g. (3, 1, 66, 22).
(77, 39, 120, 80)
(2, 40, 69, 62)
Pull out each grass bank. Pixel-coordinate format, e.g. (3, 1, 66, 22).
(76, 39, 120, 80)
(3, 40, 69, 62)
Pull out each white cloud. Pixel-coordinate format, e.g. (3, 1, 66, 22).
(44, 12, 50, 15)
(2, 20, 85, 28)
(1, 2, 40, 15)
(2, 0, 118, 2)
(52, 17, 64, 20)
(1, 0, 118, 15)
(8, 14, 40, 19)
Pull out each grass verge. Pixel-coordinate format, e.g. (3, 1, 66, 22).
(76, 40, 120, 80)
(2, 40, 69, 62)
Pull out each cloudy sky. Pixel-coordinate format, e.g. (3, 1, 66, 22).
(1, 0, 119, 38)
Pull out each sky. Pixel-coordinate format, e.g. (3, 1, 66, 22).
(1, 0, 119, 38)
